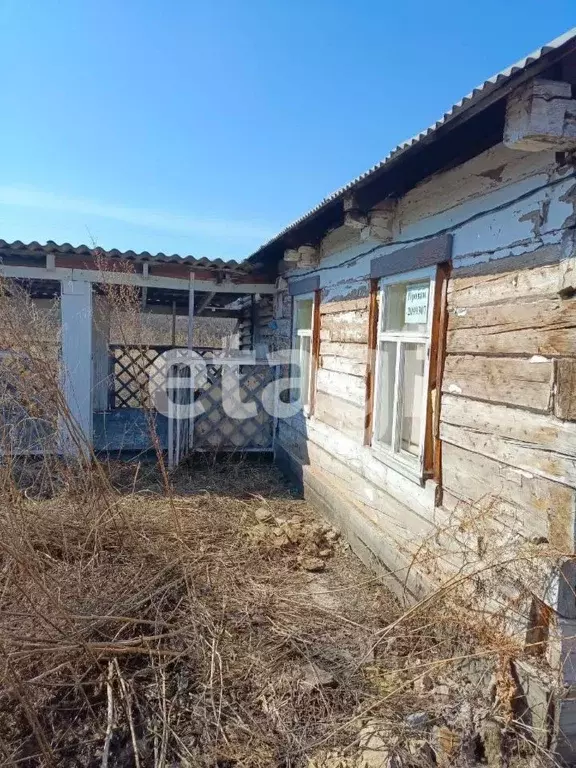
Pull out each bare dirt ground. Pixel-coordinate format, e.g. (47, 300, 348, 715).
(0, 459, 554, 767)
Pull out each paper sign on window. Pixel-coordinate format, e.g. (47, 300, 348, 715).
(404, 282, 429, 325)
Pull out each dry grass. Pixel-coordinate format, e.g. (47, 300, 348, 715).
(0, 459, 391, 766)
(0, 457, 563, 768)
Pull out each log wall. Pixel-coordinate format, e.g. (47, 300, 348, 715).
(270, 142, 576, 625)
(442, 256, 576, 550)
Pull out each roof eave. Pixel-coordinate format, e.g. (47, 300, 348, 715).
(248, 28, 576, 266)
(0, 240, 252, 274)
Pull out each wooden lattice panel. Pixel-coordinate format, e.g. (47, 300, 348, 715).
(110, 345, 168, 409)
(193, 364, 275, 451)
(110, 345, 217, 409)
(109, 347, 276, 456)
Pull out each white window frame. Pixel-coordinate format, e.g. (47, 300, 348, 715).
(291, 292, 315, 416)
(372, 266, 436, 481)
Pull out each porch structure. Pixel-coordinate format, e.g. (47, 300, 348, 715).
(0, 240, 277, 463)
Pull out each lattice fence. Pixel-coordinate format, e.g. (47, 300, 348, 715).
(110, 345, 217, 410)
(109, 346, 277, 457)
(110, 345, 168, 409)
(193, 363, 276, 452)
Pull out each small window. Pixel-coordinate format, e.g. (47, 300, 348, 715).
(292, 294, 315, 413)
(372, 270, 435, 476)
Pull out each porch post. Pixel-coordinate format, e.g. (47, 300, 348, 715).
(60, 279, 93, 454)
(187, 272, 195, 348)
(187, 272, 195, 454)
(92, 294, 110, 412)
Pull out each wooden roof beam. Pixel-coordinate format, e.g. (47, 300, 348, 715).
(0, 264, 276, 294)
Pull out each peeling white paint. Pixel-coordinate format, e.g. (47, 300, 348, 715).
(454, 230, 564, 270)
(285, 144, 576, 306)
(506, 467, 535, 480)
(454, 308, 468, 316)
(529, 355, 549, 362)
(448, 384, 463, 394)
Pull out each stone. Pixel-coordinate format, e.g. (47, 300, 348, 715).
(325, 529, 340, 541)
(285, 524, 302, 543)
(254, 506, 273, 523)
(358, 721, 391, 768)
(512, 659, 555, 748)
(359, 719, 389, 747)
(309, 523, 323, 536)
(359, 751, 390, 768)
(318, 548, 332, 558)
(405, 712, 429, 730)
(247, 523, 269, 543)
(414, 673, 434, 692)
(433, 684, 450, 698)
(300, 556, 326, 572)
(300, 663, 336, 690)
(272, 534, 290, 549)
(408, 738, 435, 761)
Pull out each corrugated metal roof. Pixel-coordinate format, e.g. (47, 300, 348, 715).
(0, 239, 248, 272)
(250, 28, 576, 259)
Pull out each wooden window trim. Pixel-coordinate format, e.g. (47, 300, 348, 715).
(370, 234, 452, 280)
(309, 289, 321, 416)
(289, 275, 320, 296)
(291, 290, 319, 417)
(426, 262, 451, 487)
(364, 279, 379, 445)
(365, 264, 448, 484)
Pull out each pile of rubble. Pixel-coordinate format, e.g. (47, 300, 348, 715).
(306, 656, 548, 768)
(241, 500, 552, 767)
(308, 716, 505, 768)
(248, 506, 346, 571)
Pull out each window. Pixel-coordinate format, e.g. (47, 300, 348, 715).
(292, 294, 315, 413)
(372, 268, 435, 476)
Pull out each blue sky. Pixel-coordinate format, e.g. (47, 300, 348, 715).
(0, 1, 574, 261)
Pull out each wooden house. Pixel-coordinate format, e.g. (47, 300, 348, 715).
(247, 29, 576, 757)
(0, 241, 276, 462)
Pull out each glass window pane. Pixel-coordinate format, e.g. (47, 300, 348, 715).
(296, 299, 313, 331)
(298, 334, 311, 406)
(384, 283, 405, 332)
(401, 342, 426, 456)
(375, 341, 396, 446)
(383, 281, 429, 334)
